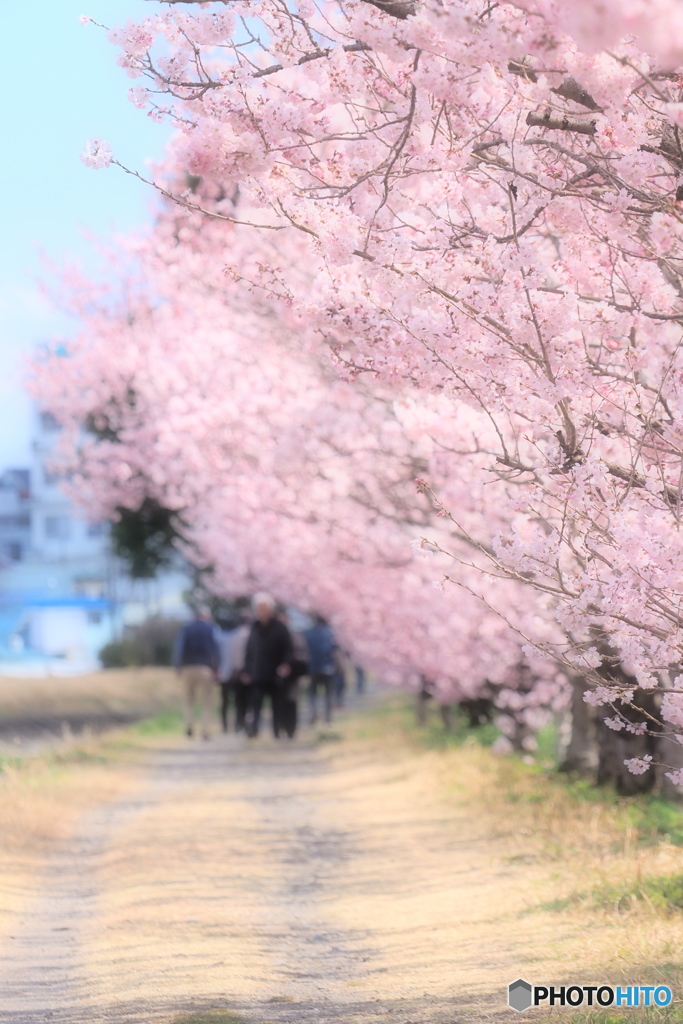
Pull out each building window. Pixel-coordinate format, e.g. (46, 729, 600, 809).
(0, 514, 30, 527)
(45, 515, 70, 540)
(87, 522, 106, 538)
(87, 610, 103, 625)
(40, 411, 61, 432)
(74, 578, 105, 598)
(44, 467, 62, 486)
(1, 542, 22, 562)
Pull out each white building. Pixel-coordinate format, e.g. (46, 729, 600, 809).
(0, 409, 189, 674)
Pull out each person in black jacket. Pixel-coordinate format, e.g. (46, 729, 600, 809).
(242, 593, 293, 738)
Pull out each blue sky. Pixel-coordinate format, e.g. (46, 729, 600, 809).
(0, 1, 171, 468)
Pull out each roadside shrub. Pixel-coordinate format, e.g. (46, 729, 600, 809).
(99, 639, 138, 668)
(99, 615, 183, 668)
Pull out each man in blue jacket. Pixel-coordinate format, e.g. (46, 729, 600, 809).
(174, 606, 219, 739)
(303, 614, 337, 725)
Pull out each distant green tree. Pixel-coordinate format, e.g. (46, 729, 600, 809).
(110, 497, 182, 579)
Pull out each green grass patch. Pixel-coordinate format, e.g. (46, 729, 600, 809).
(48, 746, 110, 766)
(420, 712, 499, 750)
(315, 729, 344, 744)
(133, 708, 184, 736)
(515, 771, 683, 848)
(540, 874, 683, 916)
(355, 689, 501, 751)
(624, 799, 683, 847)
(536, 720, 560, 766)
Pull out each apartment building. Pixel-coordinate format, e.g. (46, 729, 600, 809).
(0, 409, 188, 673)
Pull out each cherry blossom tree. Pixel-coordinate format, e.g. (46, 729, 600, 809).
(30, 192, 567, 741)
(72, 0, 683, 783)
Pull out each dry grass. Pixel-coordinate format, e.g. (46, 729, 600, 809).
(344, 693, 683, 1018)
(0, 666, 179, 719)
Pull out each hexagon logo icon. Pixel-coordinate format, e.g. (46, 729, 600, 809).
(508, 978, 533, 1012)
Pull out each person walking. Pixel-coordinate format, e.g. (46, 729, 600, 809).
(242, 594, 293, 738)
(332, 647, 348, 708)
(303, 614, 337, 725)
(174, 606, 219, 740)
(277, 610, 309, 739)
(216, 615, 250, 732)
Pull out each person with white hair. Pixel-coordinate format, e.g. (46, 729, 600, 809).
(242, 593, 293, 738)
(173, 605, 219, 739)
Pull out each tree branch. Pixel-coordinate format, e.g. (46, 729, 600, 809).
(526, 110, 597, 135)
(155, 0, 417, 17)
(253, 42, 371, 79)
(552, 76, 600, 111)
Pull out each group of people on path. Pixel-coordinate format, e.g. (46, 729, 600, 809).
(173, 595, 363, 740)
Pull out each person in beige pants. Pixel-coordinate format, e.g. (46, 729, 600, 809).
(173, 607, 220, 740)
(180, 664, 215, 739)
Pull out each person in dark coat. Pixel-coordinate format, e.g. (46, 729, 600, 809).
(277, 610, 309, 739)
(242, 593, 293, 738)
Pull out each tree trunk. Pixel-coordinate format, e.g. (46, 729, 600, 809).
(559, 673, 599, 775)
(439, 703, 453, 731)
(458, 697, 494, 728)
(658, 729, 683, 801)
(416, 676, 432, 726)
(595, 679, 659, 795)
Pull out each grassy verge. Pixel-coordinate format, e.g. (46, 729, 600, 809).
(541, 871, 683, 917)
(341, 690, 683, 1020)
(351, 690, 683, 852)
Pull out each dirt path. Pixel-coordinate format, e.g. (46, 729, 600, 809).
(0, 713, 621, 1024)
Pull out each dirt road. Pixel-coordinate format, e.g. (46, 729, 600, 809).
(0, 708, 656, 1024)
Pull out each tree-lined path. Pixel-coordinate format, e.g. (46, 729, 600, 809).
(0, 701, 663, 1024)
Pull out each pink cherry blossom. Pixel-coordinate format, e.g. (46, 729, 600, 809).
(81, 138, 112, 169)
